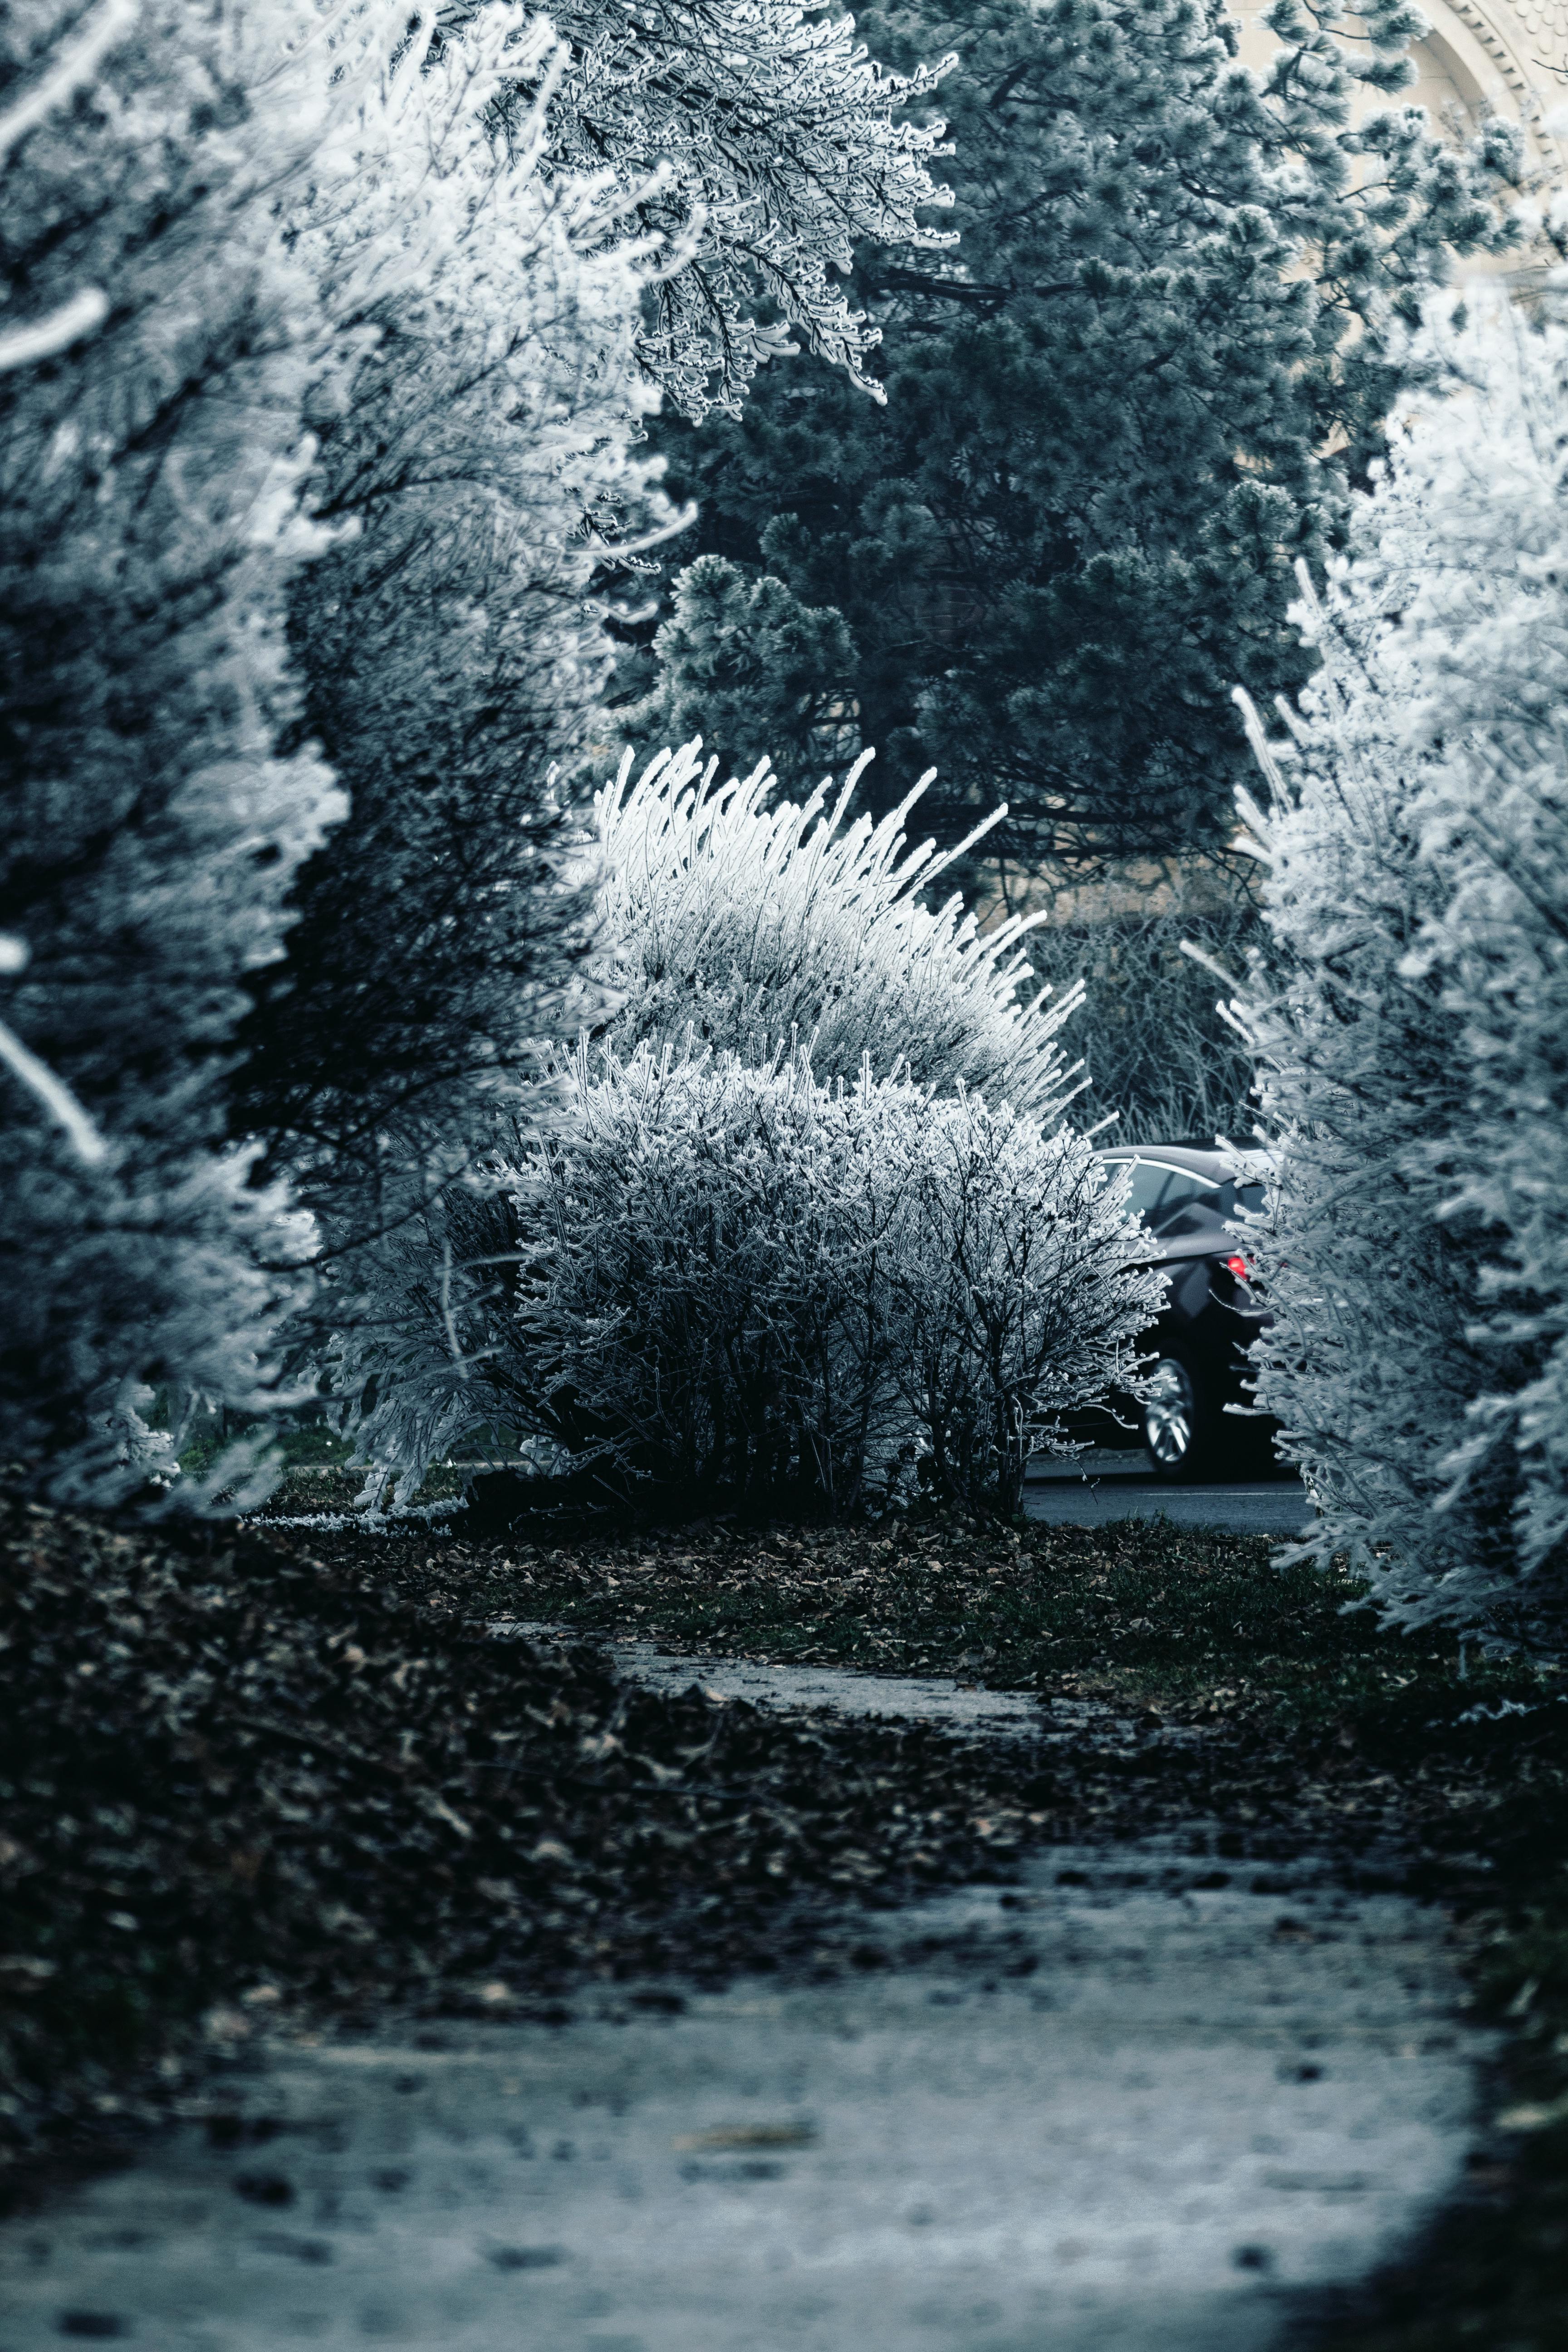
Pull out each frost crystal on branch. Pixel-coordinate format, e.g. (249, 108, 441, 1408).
(594, 738, 1083, 1112)
(487, 0, 957, 416)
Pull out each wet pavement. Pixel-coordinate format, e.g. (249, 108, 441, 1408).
(0, 1656, 1480, 2352)
(1025, 1454, 1313, 1539)
(502, 1635, 1050, 1740)
(491, 1637, 1210, 1759)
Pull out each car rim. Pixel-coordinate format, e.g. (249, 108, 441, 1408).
(1144, 1357, 1196, 1467)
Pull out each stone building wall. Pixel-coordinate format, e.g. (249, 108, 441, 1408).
(1227, 0, 1568, 201)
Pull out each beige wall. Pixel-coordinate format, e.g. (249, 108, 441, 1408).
(1227, 0, 1568, 186)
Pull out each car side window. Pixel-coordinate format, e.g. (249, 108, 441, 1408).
(1107, 1158, 1220, 1227)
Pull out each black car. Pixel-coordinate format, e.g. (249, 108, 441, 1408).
(1097, 1144, 1275, 1478)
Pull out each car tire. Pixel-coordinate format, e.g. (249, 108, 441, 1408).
(1142, 1342, 1212, 1480)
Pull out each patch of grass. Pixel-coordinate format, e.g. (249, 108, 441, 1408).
(262, 1466, 472, 1514)
(395, 1507, 1548, 1740)
(181, 1442, 473, 1516)
(275, 1423, 352, 1467)
(176, 1417, 353, 1484)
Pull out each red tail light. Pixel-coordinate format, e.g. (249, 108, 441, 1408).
(1224, 1253, 1250, 1281)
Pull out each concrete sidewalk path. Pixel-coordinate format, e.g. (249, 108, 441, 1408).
(0, 1661, 1481, 2352)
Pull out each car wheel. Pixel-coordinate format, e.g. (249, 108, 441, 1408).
(1142, 1347, 1209, 1480)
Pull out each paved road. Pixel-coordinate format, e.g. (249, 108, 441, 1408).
(270, 1457, 1316, 1541)
(1026, 1454, 1313, 1539)
(0, 1654, 1483, 2352)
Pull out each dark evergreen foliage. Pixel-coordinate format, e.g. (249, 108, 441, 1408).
(626, 0, 1517, 857)
(614, 554, 860, 785)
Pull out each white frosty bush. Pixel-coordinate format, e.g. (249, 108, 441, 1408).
(594, 740, 1083, 1112)
(490, 1045, 1156, 1515)
(1232, 616, 1497, 1631)
(502, 1046, 920, 1513)
(886, 1089, 1163, 1512)
(344, 1040, 1156, 1517)
(1235, 300, 1568, 1638)
(339, 740, 1142, 1511)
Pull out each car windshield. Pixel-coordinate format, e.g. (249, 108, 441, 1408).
(1101, 1156, 1265, 1233)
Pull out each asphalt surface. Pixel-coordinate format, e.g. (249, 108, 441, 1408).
(1025, 1454, 1314, 1539)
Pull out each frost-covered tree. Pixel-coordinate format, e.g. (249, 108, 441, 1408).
(1232, 590, 1500, 1631)
(1236, 302, 1568, 1637)
(493, 0, 957, 419)
(1405, 317, 1568, 1622)
(0, 0, 348, 1500)
(237, 7, 662, 1271)
(633, 0, 1519, 860)
(239, 0, 953, 1277)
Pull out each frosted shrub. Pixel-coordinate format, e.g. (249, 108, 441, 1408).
(455, 1046, 1156, 1516)
(890, 1098, 1162, 1514)
(596, 740, 1082, 1113)
(343, 1042, 1153, 1515)
(1235, 301, 1568, 1637)
(499, 1047, 918, 1511)
(329, 1049, 877, 1513)
(1383, 308, 1568, 1632)
(340, 741, 1135, 1512)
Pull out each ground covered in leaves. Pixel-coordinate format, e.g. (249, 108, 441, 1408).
(0, 1494, 1114, 2186)
(392, 1504, 1541, 1733)
(338, 1502, 1568, 2352)
(5, 1487, 1568, 2347)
